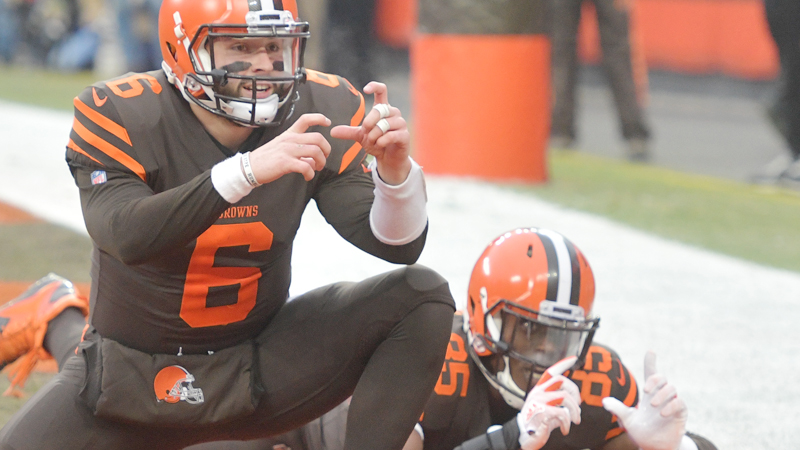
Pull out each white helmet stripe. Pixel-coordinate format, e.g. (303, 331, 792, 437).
(538, 229, 573, 306)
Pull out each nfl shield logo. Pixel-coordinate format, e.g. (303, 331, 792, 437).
(91, 170, 107, 185)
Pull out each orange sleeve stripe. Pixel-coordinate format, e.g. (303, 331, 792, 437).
(72, 118, 146, 181)
(338, 92, 366, 174)
(73, 98, 132, 146)
(67, 139, 103, 166)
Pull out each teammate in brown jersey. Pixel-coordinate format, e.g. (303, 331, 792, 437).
(405, 228, 716, 450)
(0, 0, 456, 448)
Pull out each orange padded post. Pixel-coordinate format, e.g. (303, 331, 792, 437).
(636, 0, 777, 79)
(374, 0, 417, 48)
(411, 35, 550, 182)
(639, 0, 716, 74)
(714, 0, 778, 80)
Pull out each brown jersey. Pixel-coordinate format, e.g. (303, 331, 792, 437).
(420, 313, 639, 450)
(65, 69, 427, 355)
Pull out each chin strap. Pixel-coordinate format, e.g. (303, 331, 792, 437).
(493, 355, 526, 409)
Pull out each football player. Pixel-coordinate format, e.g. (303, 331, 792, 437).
(0, 0, 456, 448)
(407, 227, 717, 450)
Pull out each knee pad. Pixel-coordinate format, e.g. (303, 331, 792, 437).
(397, 264, 455, 312)
(403, 264, 449, 293)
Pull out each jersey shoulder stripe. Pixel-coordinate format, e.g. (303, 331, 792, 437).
(66, 138, 102, 165)
(71, 96, 146, 181)
(74, 95, 132, 146)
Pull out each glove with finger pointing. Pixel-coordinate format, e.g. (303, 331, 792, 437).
(517, 356, 582, 450)
(602, 351, 688, 450)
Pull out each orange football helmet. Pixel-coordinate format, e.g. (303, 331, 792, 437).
(154, 365, 205, 404)
(158, 0, 309, 126)
(465, 228, 599, 408)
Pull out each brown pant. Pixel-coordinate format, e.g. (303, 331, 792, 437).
(0, 265, 455, 450)
(550, 0, 651, 141)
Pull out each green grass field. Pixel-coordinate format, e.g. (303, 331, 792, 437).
(0, 66, 97, 112)
(522, 150, 800, 273)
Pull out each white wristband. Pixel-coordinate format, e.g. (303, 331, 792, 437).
(211, 153, 254, 203)
(241, 151, 261, 187)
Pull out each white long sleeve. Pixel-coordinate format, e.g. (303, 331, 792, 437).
(369, 157, 428, 245)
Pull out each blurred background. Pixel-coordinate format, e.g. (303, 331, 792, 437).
(0, 0, 795, 186)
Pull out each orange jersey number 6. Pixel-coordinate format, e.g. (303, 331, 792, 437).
(181, 223, 273, 327)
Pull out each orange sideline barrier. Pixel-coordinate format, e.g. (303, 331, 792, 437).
(411, 35, 550, 182)
(578, 0, 778, 80)
(714, 0, 778, 79)
(374, 0, 417, 48)
(0, 202, 41, 224)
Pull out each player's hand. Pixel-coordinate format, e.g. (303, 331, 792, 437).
(517, 356, 582, 450)
(249, 113, 332, 183)
(602, 352, 687, 450)
(330, 81, 411, 185)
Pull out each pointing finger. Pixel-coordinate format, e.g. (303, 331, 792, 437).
(288, 113, 331, 134)
(364, 81, 389, 105)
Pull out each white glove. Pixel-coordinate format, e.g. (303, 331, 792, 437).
(602, 351, 688, 450)
(517, 356, 582, 450)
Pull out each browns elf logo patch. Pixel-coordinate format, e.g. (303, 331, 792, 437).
(153, 365, 205, 404)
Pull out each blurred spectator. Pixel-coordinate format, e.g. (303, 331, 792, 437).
(322, 0, 377, 90)
(47, 0, 102, 71)
(0, 0, 80, 66)
(754, 0, 800, 188)
(549, 0, 652, 162)
(0, 0, 19, 63)
(108, 0, 161, 72)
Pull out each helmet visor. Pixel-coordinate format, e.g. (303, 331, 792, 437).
(486, 300, 598, 388)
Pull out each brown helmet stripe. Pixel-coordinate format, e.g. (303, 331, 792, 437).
(563, 237, 582, 306)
